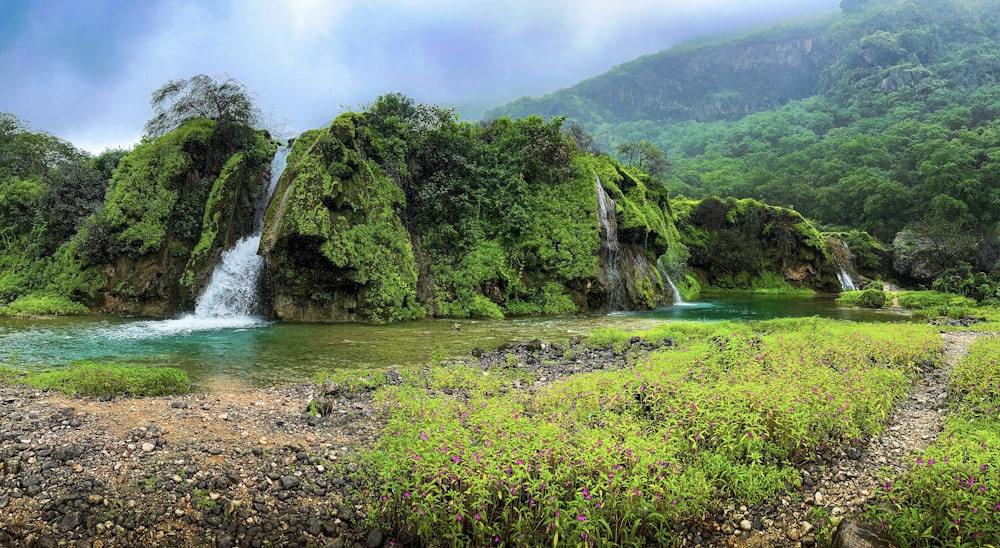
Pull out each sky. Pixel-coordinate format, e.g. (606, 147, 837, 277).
(1, 0, 840, 154)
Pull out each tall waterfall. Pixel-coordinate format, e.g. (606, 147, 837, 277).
(596, 175, 627, 310)
(194, 145, 290, 319)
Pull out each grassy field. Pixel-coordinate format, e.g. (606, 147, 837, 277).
(351, 318, 944, 546)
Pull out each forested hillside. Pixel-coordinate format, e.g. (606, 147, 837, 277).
(488, 0, 1000, 286)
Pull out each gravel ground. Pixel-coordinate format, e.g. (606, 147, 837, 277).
(1, 384, 384, 548)
(0, 331, 978, 547)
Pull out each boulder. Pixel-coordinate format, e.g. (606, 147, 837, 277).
(830, 517, 897, 548)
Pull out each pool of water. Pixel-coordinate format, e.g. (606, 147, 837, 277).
(0, 295, 912, 389)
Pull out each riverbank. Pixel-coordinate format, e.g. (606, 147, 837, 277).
(0, 326, 986, 547)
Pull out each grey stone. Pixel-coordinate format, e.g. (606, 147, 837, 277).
(831, 517, 897, 548)
(366, 527, 385, 548)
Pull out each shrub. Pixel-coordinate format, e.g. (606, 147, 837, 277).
(0, 294, 88, 316)
(856, 289, 887, 309)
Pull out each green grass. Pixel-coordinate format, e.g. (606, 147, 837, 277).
(361, 318, 943, 546)
(867, 336, 1000, 546)
(897, 291, 976, 312)
(0, 361, 190, 397)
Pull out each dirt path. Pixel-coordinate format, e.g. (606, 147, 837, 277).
(725, 331, 981, 547)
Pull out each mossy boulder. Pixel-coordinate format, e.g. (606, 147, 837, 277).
(675, 196, 837, 292)
(260, 115, 423, 322)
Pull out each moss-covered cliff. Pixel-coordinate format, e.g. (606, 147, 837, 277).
(64, 119, 274, 315)
(259, 115, 423, 323)
(257, 101, 680, 322)
(675, 196, 836, 292)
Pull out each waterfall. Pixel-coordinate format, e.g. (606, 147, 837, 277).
(596, 175, 627, 310)
(837, 268, 857, 292)
(194, 145, 290, 319)
(830, 241, 858, 292)
(665, 274, 686, 305)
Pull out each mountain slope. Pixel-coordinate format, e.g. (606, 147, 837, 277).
(490, 14, 838, 126)
(487, 0, 1000, 283)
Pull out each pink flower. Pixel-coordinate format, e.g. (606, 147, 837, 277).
(578, 515, 587, 521)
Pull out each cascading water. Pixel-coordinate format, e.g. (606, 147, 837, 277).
(193, 145, 290, 321)
(596, 175, 627, 310)
(832, 242, 857, 291)
(665, 274, 686, 305)
(836, 268, 857, 292)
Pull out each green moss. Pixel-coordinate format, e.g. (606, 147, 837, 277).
(102, 119, 216, 255)
(181, 136, 273, 288)
(677, 196, 829, 293)
(268, 115, 422, 322)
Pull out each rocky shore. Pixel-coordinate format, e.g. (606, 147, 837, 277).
(1, 332, 978, 547)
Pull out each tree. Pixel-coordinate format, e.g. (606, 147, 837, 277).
(144, 74, 260, 138)
(615, 140, 669, 178)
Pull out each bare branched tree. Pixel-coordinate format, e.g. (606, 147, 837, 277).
(144, 74, 261, 138)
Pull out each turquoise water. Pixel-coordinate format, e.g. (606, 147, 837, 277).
(0, 295, 911, 389)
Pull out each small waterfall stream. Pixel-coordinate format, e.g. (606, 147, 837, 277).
(665, 274, 686, 305)
(836, 268, 857, 292)
(830, 241, 858, 292)
(596, 175, 627, 310)
(194, 145, 290, 319)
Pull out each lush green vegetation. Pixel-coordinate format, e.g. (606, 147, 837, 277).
(0, 361, 190, 397)
(263, 94, 683, 322)
(354, 319, 941, 545)
(489, 0, 1000, 290)
(674, 197, 833, 292)
(868, 336, 1000, 545)
(0, 113, 123, 307)
(0, 294, 88, 316)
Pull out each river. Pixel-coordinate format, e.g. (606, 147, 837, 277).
(0, 294, 912, 390)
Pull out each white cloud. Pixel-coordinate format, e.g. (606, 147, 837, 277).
(2, 0, 841, 153)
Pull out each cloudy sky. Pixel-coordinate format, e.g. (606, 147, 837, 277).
(2, 0, 839, 153)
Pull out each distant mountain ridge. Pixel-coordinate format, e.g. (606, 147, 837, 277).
(488, 13, 838, 126)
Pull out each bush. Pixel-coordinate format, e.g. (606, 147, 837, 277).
(856, 289, 887, 309)
(0, 294, 88, 316)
